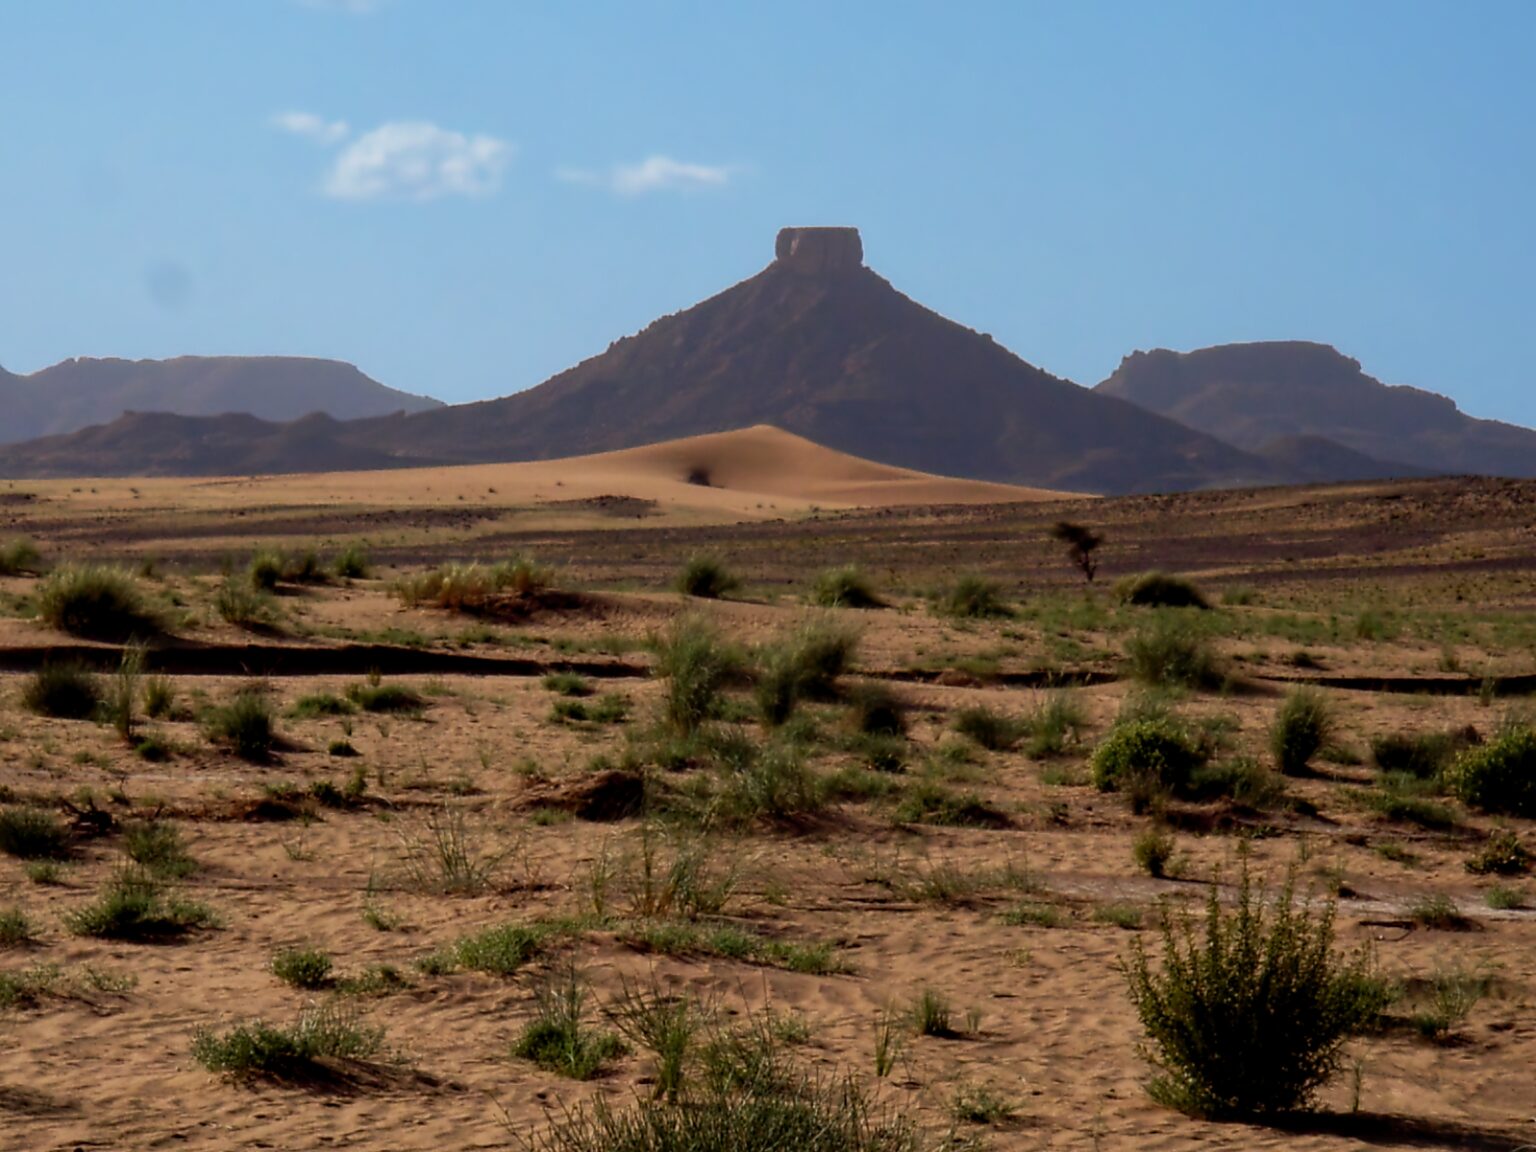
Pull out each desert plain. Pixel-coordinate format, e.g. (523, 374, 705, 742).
(0, 427, 1534, 1151)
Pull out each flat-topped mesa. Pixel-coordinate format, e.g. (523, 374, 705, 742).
(774, 227, 864, 275)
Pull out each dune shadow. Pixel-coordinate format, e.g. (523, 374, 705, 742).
(1273, 1111, 1530, 1151)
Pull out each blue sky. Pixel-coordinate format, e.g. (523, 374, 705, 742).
(3, 1, 1533, 424)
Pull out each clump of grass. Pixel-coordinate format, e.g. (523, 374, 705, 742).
(248, 550, 286, 592)
(1133, 825, 1176, 878)
(0, 964, 60, 1009)
(951, 1082, 1018, 1126)
(122, 819, 197, 879)
(65, 866, 218, 940)
(143, 674, 176, 719)
(544, 671, 594, 697)
(205, 687, 277, 761)
(1408, 894, 1472, 931)
(589, 824, 740, 922)
(0, 538, 43, 576)
(1465, 830, 1532, 876)
(1124, 615, 1223, 692)
(346, 681, 424, 714)
(37, 565, 160, 641)
(1485, 885, 1525, 910)
(334, 545, 370, 580)
(952, 705, 1027, 752)
(1370, 728, 1473, 779)
(1123, 862, 1384, 1118)
(752, 621, 859, 728)
(289, 691, 356, 719)
(396, 557, 550, 612)
(1271, 687, 1332, 776)
(271, 946, 334, 990)
(21, 662, 101, 720)
(105, 642, 145, 743)
(810, 565, 883, 609)
(1187, 756, 1286, 809)
(0, 807, 71, 860)
(654, 618, 743, 736)
(1115, 571, 1209, 609)
(216, 579, 278, 631)
(909, 988, 955, 1037)
(934, 574, 1010, 619)
(894, 780, 1008, 828)
(452, 923, 549, 975)
(512, 965, 625, 1080)
(0, 906, 38, 948)
(603, 974, 701, 1102)
(396, 804, 505, 895)
(846, 683, 907, 738)
(1444, 722, 1536, 817)
(1362, 774, 1459, 830)
(1409, 965, 1488, 1041)
(1023, 693, 1088, 757)
(708, 745, 829, 828)
(676, 554, 741, 600)
(191, 1000, 385, 1080)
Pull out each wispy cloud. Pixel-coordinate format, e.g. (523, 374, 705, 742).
(271, 110, 350, 146)
(558, 155, 735, 197)
(295, 0, 387, 13)
(322, 121, 512, 201)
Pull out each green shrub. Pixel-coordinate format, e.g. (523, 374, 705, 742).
(0, 538, 43, 576)
(216, 579, 277, 630)
(334, 545, 371, 580)
(0, 906, 36, 948)
(753, 623, 858, 728)
(810, 565, 883, 609)
(1444, 724, 1536, 817)
(1465, 830, 1532, 876)
(1364, 774, 1459, 829)
(1270, 687, 1332, 776)
(21, 662, 101, 719)
(289, 692, 356, 719)
(105, 643, 145, 743)
(1115, 571, 1210, 609)
(846, 683, 907, 738)
(1133, 826, 1176, 878)
(37, 564, 159, 641)
(0, 807, 71, 860)
(909, 988, 954, 1037)
(1122, 864, 1383, 1117)
(604, 974, 701, 1103)
(143, 674, 176, 719)
(283, 551, 325, 585)
(712, 746, 828, 827)
(191, 1001, 384, 1080)
(205, 688, 277, 761)
(677, 555, 741, 600)
(1023, 693, 1087, 757)
(396, 557, 549, 612)
(453, 923, 549, 976)
(1369, 729, 1468, 779)
(66, 866, 217, 940)
(1091, 718, 1206, 812)
(1125, 616, 1222, 690)
(543, 671, 594, 697)
(934, 574, 1009, 619)
(655, 619, 742, 736)
(346, 681, 424, 714)
(894, 780, 1008, 828)
(512, 966, 625, 1080)
(1188, 757, 1285, 809)
(248, 550, 286, 591)
(953, 706, 1026, 752)
(123, 819, 197, 879)
(271, 946, 334, 989)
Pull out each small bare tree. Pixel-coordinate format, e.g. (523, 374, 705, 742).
(1050, 521, 1103, 583)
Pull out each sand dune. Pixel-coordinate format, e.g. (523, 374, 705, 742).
(19, 425, 1080, 520)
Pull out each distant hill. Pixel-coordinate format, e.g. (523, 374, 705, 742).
(0, 355, 441, 445)
(1095, 342, 1536, 478)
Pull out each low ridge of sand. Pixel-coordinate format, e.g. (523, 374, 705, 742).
(15, 425, 1081, 520)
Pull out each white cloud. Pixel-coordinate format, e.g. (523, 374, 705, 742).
(558, 155, 735, 197)
(271, 111, 350, 145)
(319, 121, 511, 201)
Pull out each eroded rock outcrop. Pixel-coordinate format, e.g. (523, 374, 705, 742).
(774, 227, 864, 274)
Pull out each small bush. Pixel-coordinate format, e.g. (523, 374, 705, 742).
(512, 966, 625, 1080)
(655, 618, 743, 736)
(0, 538, 43, 576)
(1370, 729, 1471, 779)
(712, 746, 828, 827)
(1122, 863, 1382, 1117)
(396, 558, 549, 613)
(143, 674, 176, 719)
(1125, 615, 1222, 690)
(454, 923, 549, 976)
(248, 550, 285, 591)
(1091, 718, 1206, 812)
(604, 974, 701, 1102)
(0, 807, 71, 860)
(191, 1000, 384, 1080)
(810, 565, 883, 609)
(953, 706, 1026, 752)
(21, 662, 101, 719)
(1133, 826, 1176, 878)
(289, 692, 355, 719)
(272, 946, 334, 989)
(910, 988, 954, 1037)
(677, 555, 741, 600)
(1271, 687, 1332, 776)
(347, 681, 424, 714)
(1187, 757, 1285, 809)
(1465, 830, 1532, 877)
(216, 579, 277, 631)
(334, 544, 371, 580)
(205, 688, 277, 761)
(66, 866, 217, 940)
(753, 622, 858, 728)
(0, 906, 37, 948)
(1409, 894, 1472, 931)
(845, 683, 907, 739)
(543, 671, 594, 697)
(1444, 724, 1536, 817)
(894, 780, 1008, 828)
(1023, 693, 1087, 757)
(123, 819, 197, 879)
(1115, 571, 1209, 609)
(934, 574, 1009, 619)
(36, 564, 159, 641)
